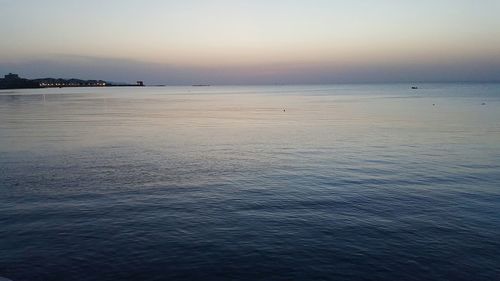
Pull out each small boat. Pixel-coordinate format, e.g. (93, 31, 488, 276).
(411, 86, 418, 90)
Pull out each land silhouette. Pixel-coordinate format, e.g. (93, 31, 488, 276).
(0, 73, 144, 89)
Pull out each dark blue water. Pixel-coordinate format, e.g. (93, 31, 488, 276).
(1, 84, 500, 280)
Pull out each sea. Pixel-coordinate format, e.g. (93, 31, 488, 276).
(1, 84, 499, 281)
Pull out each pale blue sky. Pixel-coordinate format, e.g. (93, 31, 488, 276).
(1, 0, 499, 84)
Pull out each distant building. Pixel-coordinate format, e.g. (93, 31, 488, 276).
(36, 78, 108, 88)
(0, 73, 39, 89)
(4, 73, 20, 80)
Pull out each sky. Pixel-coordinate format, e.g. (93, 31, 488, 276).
(1, 0, 499, 84)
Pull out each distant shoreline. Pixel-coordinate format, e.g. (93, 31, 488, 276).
(0, 73, 145, 90)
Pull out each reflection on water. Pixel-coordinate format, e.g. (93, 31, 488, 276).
(1, 84, 500, 280)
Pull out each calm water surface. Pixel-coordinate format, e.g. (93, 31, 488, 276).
(1, 84, 500, 280)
